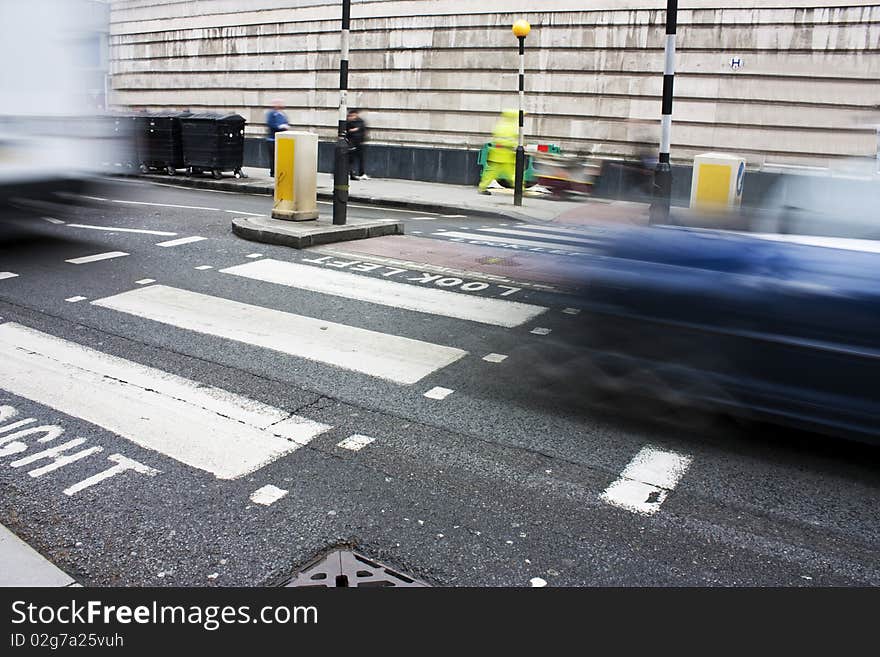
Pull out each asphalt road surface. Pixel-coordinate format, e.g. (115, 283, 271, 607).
(1, 177, 878, 587)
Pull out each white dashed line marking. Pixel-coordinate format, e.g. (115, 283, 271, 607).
(245, 253, 263, 259)
(250, 484, 289, 506)
(156, 236, 207, 247)
(0, 272, 19, 281)
(66, 224, 177, 236)
(424, 386, 454, 400)
(42, 217, 65, 224)
(337, 434, 376, 451)
(482, 353, 508, 363)
(65, 296, 87, 303)
(563, 308, 581, 315)
(600, 446, 693, 516)
(135, 279, 156, 285)
(194, 265, 213, 270)
(65, 251, 129, 265)
(530, 327, 551, 335)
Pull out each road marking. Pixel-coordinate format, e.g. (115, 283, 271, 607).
(0, 272, 19, 281)
(194, 265, 213, 270)
(337, 434, 375, 451)
(529, 577, 548, 587)
(65, 251, 129, 265)
(432, 231, 589, 254)
(11, 439, 104, 477)
(224, 210, 264, 217)
(530, 327, 551, 335)
(65, 296, 87, 303)
(478, 227, 598, 246)
(563, 308, 581, 315)
(600, 446, 693, 516)
(111, 199, 220, 212)
(63, 454, 159, 496)
(245, 253, 263, 259)
(482, 353, 508, 363)
(156, 236, 206, 247)
(42, 217, 65, 225)
(92, 285, 467, 385)
(250, 484, 288, 506)
(66, 224, 177, 236)
(220, 259, 546, 328)
(0, 322, 331, 479)
(135, 279, 156, 285)
(442, 214, 467, 218)
(424, 386, 454, 400)
(519, 224, 601, 237)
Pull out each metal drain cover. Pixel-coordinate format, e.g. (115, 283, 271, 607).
(477, 256, 520, 267)
(285, 549, 428, 587)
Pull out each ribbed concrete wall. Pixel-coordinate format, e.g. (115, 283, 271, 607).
(109, 0, 880, 169)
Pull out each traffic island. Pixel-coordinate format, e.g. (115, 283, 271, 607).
(231, 214, 404, 249)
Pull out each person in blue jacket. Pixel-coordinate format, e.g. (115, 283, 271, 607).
(265, 99, 290, 178)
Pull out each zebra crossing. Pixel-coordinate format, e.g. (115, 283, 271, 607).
(0, 242, 691, 519)
(0, 250, 560, 487)
(430, 223, 604, 256)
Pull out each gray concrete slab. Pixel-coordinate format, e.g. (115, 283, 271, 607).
(231, 214, 404, 248)
(0, 524, 76, 587)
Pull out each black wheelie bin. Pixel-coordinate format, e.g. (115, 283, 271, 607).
(179, 113, 247, 179)
(135, 110, 190, 175)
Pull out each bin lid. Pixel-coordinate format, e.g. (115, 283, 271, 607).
(181, 112, 245, 123)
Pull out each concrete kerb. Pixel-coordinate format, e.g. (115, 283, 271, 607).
(232, 214, 404, 249)
(133, 173, 535, 223)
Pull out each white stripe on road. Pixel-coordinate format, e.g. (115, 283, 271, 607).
(337, 434, 375, 451)
(135, 279, 156, 285)
(600, 446, 693, 516)
(66, 224, 178, 236)
(91, 285, 467, 385)
(224, 210, 264, 217)
(433, 231, 589, 254)
(65, 251, 129, 265)
(220, 259, 546, 328)
(478, 227, 598, 246)
(42, 217, 65, 225)
(424, 386, 454, 400)
(0, 272, 19, 281)
(156, 236, 206, 247)
(250, 484, 288, 506)
(65, 296, 87, 303)
(0, 322, 331, 480)
(111, 199, 220, 212)
(519, 224, 601, 237)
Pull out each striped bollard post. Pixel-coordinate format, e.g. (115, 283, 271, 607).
(650, 0, 677, 224)
(333, 0, 351, 226)
(512, 20, 531, 207)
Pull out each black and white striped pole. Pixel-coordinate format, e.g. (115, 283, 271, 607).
(512, 19, 530, 207)
(650, 0, 677, 224)
(333, 0, 351, 225)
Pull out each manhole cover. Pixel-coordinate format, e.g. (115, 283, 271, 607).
(285, 549, 428, 588)
(477, 256, 520, 267)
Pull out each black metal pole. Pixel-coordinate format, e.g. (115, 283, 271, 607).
(333, 0, 351, 225)
(650, 0, 677, 224)
(513, 35, 526, 207)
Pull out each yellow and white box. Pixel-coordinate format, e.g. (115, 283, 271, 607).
(689, 153, 746, 211)
(272, 131, 319, 221)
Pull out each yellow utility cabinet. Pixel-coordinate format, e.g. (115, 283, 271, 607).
(690, 153, 746, 211)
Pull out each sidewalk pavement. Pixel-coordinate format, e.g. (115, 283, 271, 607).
(0, 523, 79, 587)
(143, 166, 608, 224)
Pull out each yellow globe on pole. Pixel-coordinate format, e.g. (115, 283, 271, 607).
(512, 19, 531, 38)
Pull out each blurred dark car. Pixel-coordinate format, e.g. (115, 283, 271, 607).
(574, 223, 880, 442)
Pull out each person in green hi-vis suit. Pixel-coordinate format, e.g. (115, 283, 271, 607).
(478, 109, 522, 195)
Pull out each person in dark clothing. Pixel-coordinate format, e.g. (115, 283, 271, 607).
(265, 99, 290, 178)
(346, 109, 369, 180)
